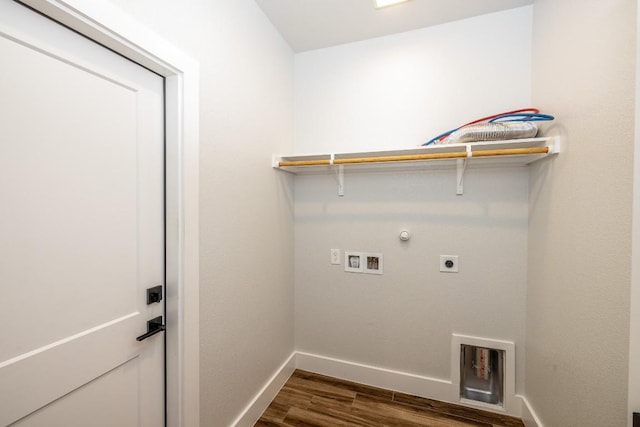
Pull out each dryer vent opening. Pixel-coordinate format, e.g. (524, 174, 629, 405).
(460, 344, 504, 406)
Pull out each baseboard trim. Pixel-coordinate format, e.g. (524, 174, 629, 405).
(519, 395, 544, 427)
(231, 351, 296, 427)
(295, 351, 454, 403)
(231, 351, 541, 426)
(295, 351, 525, 418)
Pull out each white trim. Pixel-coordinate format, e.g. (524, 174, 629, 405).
(18, 2, 201, 426)
(519, 395, 544, 427)
(295, 347, 523, 418)
(241, 351, 535, 423)
(295, 351, 452, 401)
(231, 352, 297, 427)
(629, 1, 640, 424)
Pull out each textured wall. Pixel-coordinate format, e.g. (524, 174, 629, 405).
(293, 7, 533, 394)
(527, 0, 636, 425)
(294, 6, 533, 154)
(295, 168, 529, 391)
(106, 1, 295, 425)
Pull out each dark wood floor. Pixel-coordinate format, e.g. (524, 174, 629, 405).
(255, 370, 524, 427)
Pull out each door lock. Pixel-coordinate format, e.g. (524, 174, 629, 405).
(146, 286, 163, 305)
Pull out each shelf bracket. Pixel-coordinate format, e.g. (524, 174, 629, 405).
(335, 164, 344, 196)
(456, 146, 472, 195)
(456, 159, 466, 195)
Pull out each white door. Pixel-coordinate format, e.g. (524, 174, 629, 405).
(0, 1, 165, 426)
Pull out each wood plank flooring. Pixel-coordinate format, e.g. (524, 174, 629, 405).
(255, 370, 525, 427)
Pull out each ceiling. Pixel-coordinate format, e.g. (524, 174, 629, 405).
(254, 0, 534, 52)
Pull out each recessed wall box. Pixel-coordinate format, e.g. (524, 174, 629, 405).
(460, 344, 504, 406)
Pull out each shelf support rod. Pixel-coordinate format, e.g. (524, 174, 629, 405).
(277, 145, 551, 168)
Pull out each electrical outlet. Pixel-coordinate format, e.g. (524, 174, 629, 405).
(440, 255, 459, 273)
(330, 249, 341, 265)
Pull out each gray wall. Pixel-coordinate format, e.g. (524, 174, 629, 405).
(294, 7, 533, 154)
(106, 1, 296, 425)
(295, 168, 529, 389)
(293, 7, 533, 394)
(527, 0, 636, 425)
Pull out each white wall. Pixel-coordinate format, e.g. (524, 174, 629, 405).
(528, 0, 636, 426)
(295, 6, 532, 154)
(294, 7, 533, 396)
(97, 2, 638, 425)
(295, 168, 529, 391)
(105, 1, 296, 425)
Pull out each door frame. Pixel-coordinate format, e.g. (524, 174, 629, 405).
(16, 1, 200, 426)
(630, 1, 640, 424)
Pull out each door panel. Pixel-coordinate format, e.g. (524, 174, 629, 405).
(0, 32, 139, 362)
(0, 1, 164, 426)
(13, 357, 140, 427)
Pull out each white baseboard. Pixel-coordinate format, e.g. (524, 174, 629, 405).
(519, 395, 544, 427)
(295, 351, 454, 403)
(231, 351, 296, 427)
(231, 350, 542, 426)
(296, 351, 524, 418)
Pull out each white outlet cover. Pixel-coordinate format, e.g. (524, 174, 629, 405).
(330, 248, 341, 265)
(440, 255, 459, 273)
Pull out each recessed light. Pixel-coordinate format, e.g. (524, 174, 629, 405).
(373, 0, 410, 9)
